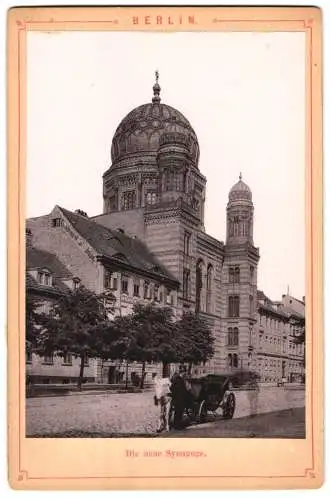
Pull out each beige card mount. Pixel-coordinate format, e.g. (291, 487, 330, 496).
(7, 5, 323, 490)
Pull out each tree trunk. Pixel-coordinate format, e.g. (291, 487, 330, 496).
(188, 362, 193, 376)
(125, 361, 129, 390)
(78, 354, 85, 391)
(162, 362, 170, 378)
(140, 361, 146, 389)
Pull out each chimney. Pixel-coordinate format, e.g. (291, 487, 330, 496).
(75, 209, 88, 217)
(26, 227, 33, 248)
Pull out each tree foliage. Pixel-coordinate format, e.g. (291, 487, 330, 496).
(123, 303, 178, 382)
(32, 286, 115, 389)
(175, 312, 215, 371)
(26, 288, 215, 388)
(105, 304, 215, 380)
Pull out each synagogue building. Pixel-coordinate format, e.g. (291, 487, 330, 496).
(26, 74, 305, 385)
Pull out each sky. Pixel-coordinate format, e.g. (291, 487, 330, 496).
(27, 30, 306, 301)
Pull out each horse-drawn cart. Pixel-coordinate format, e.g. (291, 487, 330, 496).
(182, 374, 236, 423)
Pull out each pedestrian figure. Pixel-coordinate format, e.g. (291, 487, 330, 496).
(152, 374, 172, 433)
(170, 366, 189, 429)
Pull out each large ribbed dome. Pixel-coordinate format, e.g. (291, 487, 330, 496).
(110, 74, 200, 167)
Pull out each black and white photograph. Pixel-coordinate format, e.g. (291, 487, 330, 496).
(25, 29, 306, 439)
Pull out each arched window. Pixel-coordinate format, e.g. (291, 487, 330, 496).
(233, 327, 239, 345)
(227, 328, 233, 345)
(233, 353, 239, 368)
(228, 353, 233, 368)
(183, 268, 190, 299)
(184, 231, 191, 256)
(227, 327, 239, 346)
(206, 264, 213, 313)
(195, 259, 204, 313)
(228, 295, 240, 317)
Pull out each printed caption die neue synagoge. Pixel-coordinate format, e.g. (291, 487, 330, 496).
(26, 74, 305, 386)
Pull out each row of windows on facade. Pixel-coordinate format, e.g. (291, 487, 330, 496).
(119, 179, 185, 211)
(259, 314, 285, 329)
(259, 314, 302, 334)
(120, 191, 158, 211)
(228, 354, 303, 372)
(257, 358, 302, 369)
(259, 335, 288, 354)
(26, 352, 89, 366)
(258, 335, 303, 356)
(226, 328, 303, 355)
(34, 271, 80, 291)
(120, 186, 201, 213)
(258, 358, 286, 369)
(104, 273, 175, 304)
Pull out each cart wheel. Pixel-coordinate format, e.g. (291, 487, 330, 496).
(198, 400, 208, 423)
(223, 393, 235, 419)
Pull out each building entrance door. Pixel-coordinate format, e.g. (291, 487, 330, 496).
(108, 366, 116, 384)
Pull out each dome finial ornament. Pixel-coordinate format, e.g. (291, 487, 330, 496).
(239, 172, 242, 181)
(152, 69, 161, 104)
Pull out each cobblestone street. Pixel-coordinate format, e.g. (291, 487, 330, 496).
(26, 386, 305, 437)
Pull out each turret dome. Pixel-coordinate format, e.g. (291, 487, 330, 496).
(229, 174, 252, 202)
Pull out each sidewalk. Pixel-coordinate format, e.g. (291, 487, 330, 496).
(165, 407, 305, 438)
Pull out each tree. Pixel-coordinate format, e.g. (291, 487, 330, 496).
(95, 314, 134, 363)
(109, 304, 215, 383)
(35, 286, 114, 390)
(125, 303, 178, 383)
(175, 312, 215, 374)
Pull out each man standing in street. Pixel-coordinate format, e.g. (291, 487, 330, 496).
(170, 366, 188, 430)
